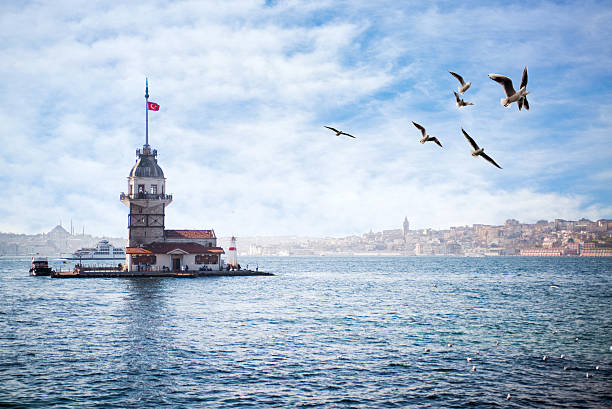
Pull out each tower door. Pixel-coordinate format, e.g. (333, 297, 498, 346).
(172, 256, 181, 272)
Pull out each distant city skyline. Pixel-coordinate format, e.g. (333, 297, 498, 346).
(1, 211, 612, 241)
(221, 217, 612, 258)
(1, 1, 611, 237)
(2, 215, 610, 257)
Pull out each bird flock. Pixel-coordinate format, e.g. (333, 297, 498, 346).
(422, 322, 606, 403)
(325, 66, 531, 170)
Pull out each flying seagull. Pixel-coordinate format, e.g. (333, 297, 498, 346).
(462, 128, 502, 169)
(412, 121, 443, 147)
(324, 126, 355, 138)
(488, 66, 530, 110)
(449, 71, 471, 94)
(454, 91, 474, 108)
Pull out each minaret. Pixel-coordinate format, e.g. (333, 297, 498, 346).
(120, 79, 172, 247)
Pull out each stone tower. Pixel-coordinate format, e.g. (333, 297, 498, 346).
(403, 216, 410, 236)
(120, 79, 172, 247)
(120, 145, 172, 247)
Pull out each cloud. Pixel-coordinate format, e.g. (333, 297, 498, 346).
(0, 1, 611, 237)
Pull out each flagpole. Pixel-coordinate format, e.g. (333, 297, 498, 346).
(145, 77, 149, 146)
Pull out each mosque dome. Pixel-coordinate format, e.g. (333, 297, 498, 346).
(129, 154, 165, 178)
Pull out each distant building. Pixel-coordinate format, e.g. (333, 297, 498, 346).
(597, 219, 612, 231)
(382, 229, 403, 241)
(47, 225, 70, 241)
(520, 248, 563, 256)
(564, 242, 579, 256)
(580, 248, 612, 257)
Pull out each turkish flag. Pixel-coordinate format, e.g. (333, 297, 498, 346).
(147, 102, 160, 111)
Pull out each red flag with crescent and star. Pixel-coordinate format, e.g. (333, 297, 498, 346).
(147, 102, 160, 111)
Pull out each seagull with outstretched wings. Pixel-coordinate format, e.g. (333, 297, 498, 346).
(462, 128, 502, 169)
(449, 71, 471, 94)
(324, 126, 355, 138)
(454, 91, 474, 108)
(412, 121, 443, 147)
(488, 66, 530, 110)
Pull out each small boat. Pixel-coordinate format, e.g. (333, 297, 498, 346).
(30, 255, 53, 276)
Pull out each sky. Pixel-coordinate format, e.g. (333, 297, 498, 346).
(1, 0, 611, 238)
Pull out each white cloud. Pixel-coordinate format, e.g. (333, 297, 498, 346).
(0, 1, 611, 237)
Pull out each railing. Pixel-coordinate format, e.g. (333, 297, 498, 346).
(130, 264, 220, 273)
(132, 265, 182, 272)
(120, 193, 173, 201)
(78, 266, 123, 272)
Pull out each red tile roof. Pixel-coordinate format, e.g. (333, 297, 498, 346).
(126, 242, 225, 255)
(165, 229, 216, 239)
(125, 247, 151, 254)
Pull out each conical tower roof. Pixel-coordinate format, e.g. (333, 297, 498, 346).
(129, 148, 164, 178)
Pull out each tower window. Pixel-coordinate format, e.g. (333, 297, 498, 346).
(138, 185, 145, 194)
(151, 185, 157, 194)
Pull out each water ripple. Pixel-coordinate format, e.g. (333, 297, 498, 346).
(1, 257, 611, 408)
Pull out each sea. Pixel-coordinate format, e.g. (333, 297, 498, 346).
(1, 256, 611, 408)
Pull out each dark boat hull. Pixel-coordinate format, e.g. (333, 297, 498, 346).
(30, 267, 53, 276)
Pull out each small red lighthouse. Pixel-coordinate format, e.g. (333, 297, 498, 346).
(227, 236, 238, 269)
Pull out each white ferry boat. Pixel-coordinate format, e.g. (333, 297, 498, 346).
(64, 240, 125, 260)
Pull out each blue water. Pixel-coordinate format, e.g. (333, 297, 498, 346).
(1, 256, 611, 408)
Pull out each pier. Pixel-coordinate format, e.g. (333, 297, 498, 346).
(51, 266, 273, 278)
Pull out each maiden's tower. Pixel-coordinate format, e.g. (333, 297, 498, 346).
(120, 80, 225, 272)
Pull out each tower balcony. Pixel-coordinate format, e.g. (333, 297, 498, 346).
(120, 192, 173, 207)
